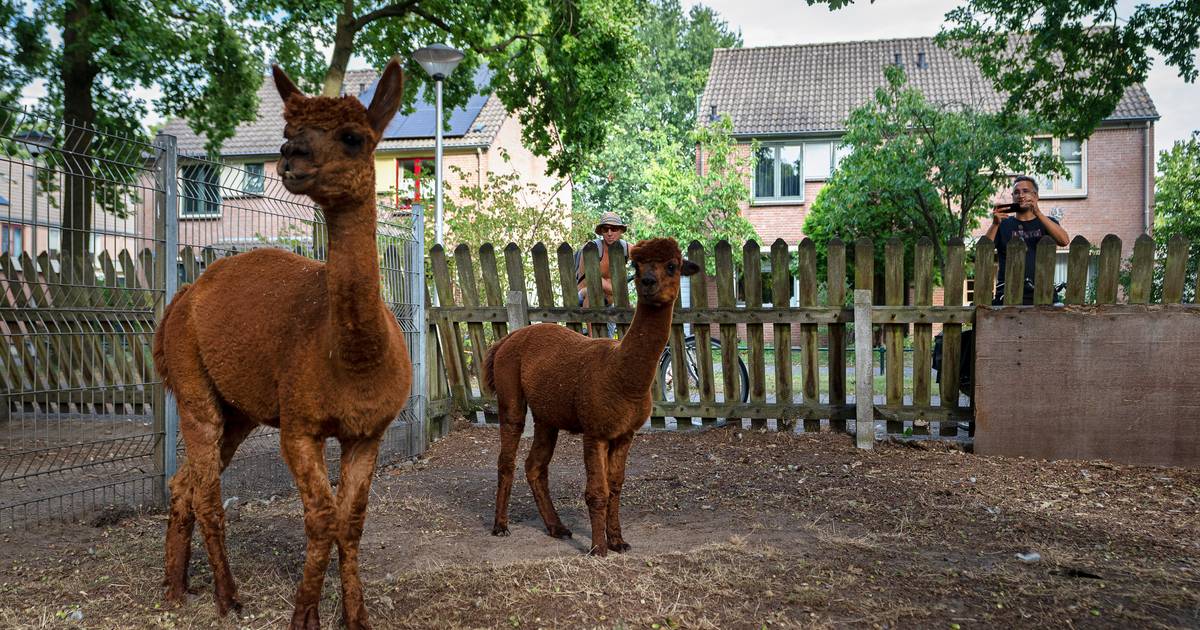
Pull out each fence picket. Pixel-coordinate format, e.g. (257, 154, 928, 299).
(939, 239, 964, 436)
(884, 238, 904, 434)
(430, 245, 469, 407)
(531, 243, 555, 309)
(912, 238, 933, 434)
(1096, 235, 1122, 304)
(974, 238, 996, 307)
(715, 241, 741, 423)
(1003, 239, 1027, 307)
(1162, 235, 1189, 304)
(1033, 236, 1057, 305)
(608, 242, 630, 340)
(688, 241, 717, 426)
(1129, 234, 1155, 304)
(770, 239, 792, 427)
(797, 239, 819, 433)
(1065, 236, 1091, 305)
(743, 241, 766, 429)
(827, 238, 847, 432)
(453, 244, 491, 417)
(504, 243, 527, 300)
(556, 243, 584, 335)
(478, 243, 508, 340)
(580, 243, 606, 339)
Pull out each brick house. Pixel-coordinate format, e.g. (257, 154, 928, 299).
(698, 37, 1159, 313)
(160, 66, 568, 251)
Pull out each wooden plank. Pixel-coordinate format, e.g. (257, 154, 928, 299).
(454, 244, 492, 416)
(715, 241, 741, 422)
(531, 243, 556, 309)
(1128, 233, 1155, 304)
(884, 237, 904, 434)
(1095, 234, 1122, 305)
(743, 241, 766, 429)
(181, 245, 199, 283)
(1065, 235, 1091, 305)
(668, 281, 690, 428)
(478, 243, 508, 340)
(974, 238, 996, 307)
(580, 242, 605, 338)
(437, 304, 975, 326)
(770, 239, 793, 427)
(854, 289, 874, 449)
(504, 243, 527, 300)
(1033, 236, 1057, 305)
(687, 241, 717, 426)
(911, 238, 933, 434)
(797, 239, 819, 433)
(555, 243, 584, 334)
(827, 238, 847, 432)
(1003, 238, 1027, 307)
(939, 239, 965, 437)
(429, 245, 470, 407)
(1162, 235, 1189, 304)
(608, 241, 630, 339)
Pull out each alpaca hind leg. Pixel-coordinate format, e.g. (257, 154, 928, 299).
(581, 436, 611, 556)
(525, 422, 570, 538)
(280, 431, 337, 630)
(180, 407, 242, 615)
(492, 396, 525, 532)
(334, 437, 383, 630)
(604, 433, 634, 553)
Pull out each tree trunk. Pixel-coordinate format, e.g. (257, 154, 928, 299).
(322, 11, 358, 97)
(61, 0, 99, 285)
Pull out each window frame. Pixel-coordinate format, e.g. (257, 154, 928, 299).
(1034, 136, 1087, 198)
(180, 163, 222, 219)
(242, 162, 265, 195)
(751, 143, 806, 205)
(0, 222, 24, 256)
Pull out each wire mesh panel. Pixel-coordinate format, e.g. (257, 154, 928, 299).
(0, 106, 168, 527)
(171, 154, 426, 502)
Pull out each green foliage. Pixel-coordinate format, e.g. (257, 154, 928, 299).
(573, 0, 742, 222)
(803, 66, 1061, 283)
(238, 0, 641, 178)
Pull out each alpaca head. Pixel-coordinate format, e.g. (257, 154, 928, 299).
(271, 59, 406, 208)
(629, 238, 700, 307)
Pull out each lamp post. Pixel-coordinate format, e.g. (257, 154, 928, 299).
(413, 43, 465, 248)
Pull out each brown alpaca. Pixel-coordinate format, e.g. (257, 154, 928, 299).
(152, 60, 412, 629)
(485, 238, 699, 556)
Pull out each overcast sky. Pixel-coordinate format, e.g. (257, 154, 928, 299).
(684, 0, 1199, 154)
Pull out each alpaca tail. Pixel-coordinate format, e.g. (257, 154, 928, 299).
(482, 333, 510, 395)
(152, 284, 193, 385)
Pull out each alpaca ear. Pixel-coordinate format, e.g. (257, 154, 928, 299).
(367, 57, 406, 137)
(682, 260, 701, 276)
(272, 65, 304, 103)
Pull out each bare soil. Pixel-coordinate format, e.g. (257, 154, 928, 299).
(0, 420, 1197, 629)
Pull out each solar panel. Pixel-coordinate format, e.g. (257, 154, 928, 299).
(357, 66, 492, 140)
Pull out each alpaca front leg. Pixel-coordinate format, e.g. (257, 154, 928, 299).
(334, 437, 383, 630)
(581, 436, 611, 556)
(605, 433, 634, 553)
(280, 432, 337, 630)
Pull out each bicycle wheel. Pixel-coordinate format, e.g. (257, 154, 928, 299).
(658, 336, 749, 404)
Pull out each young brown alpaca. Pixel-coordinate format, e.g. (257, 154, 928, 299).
(485, 238, 699, 556)
(152, 60, 412, 629)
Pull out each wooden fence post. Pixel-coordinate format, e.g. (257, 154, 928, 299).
(507, 290, 529, 331)
(854, 289, 874, 449)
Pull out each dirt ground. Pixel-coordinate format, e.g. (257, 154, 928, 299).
(0, 420, 1197, 629)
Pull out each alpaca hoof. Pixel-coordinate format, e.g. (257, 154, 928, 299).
(163, 585, 188, 606)
(588, 545, 608, 557)
(341, 611, 373, 630)
(216, 594, 243, 617)
(608, 541, 632, 553)
(289, 605, 320, 630)
(491, 524, 510, 537)
(546, 524, 573, 539)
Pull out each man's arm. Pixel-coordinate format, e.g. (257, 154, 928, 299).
(985, 206, 1006, 241)
(1032, 208, 1069, 246)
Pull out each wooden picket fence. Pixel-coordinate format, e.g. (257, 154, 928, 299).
(426, 231, 1196, 438)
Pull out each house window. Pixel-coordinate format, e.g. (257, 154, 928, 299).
(1, 223, 24, 256)
(803, 142, 833, 181)
(393, 157, 434, 208)
(180, 164, 221, 218)
(243, 162, 265, 194)
(48, 228, 61, 253)
(753, 144, 804, 202)
(1033, 137, 1086, 196)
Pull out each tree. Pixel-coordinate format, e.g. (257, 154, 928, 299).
(807, 0, 1200, 140)
(3, 0, 261, 266)
(803, 66, 1061, 282)
(573, 0, 742, 222)
(1122, 132, 1200, 302)
(237, 0, 641, 178)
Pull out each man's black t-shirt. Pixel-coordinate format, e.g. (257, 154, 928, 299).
(994, 215, 1061, 304)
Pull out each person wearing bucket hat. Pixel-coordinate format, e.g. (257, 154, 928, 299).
(574, 212, 630, 337)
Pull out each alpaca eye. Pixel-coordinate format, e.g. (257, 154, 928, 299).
(666, 263, 676, 275)
(341, 132, 363, 147)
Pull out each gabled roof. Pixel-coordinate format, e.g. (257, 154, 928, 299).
(162, 67, 505, 157)
(699, 36, 1160, 137)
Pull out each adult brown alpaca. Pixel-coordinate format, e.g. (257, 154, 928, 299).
(153, 60, 412, 630)
(485, 238, 699, 556)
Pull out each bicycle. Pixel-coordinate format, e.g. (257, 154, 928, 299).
(656, 335, 751, 404)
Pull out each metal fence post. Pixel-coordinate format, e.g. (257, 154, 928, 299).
(854, 289, 875, 450)
(154, 133, 180, 498)
(411, 203, 427, 451)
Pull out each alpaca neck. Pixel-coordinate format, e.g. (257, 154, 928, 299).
(324, 198, 388, 369)
(612, 299, 674, 396)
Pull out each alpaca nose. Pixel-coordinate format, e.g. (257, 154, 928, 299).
(280, 141, 310, 160)
(640, 275, 657, 288)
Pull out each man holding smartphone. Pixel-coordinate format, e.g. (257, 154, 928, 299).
(984, 175, 1070, 305)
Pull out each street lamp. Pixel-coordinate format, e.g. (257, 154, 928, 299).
(413, 43, 465, 247)
(15, 130, 54, 257)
